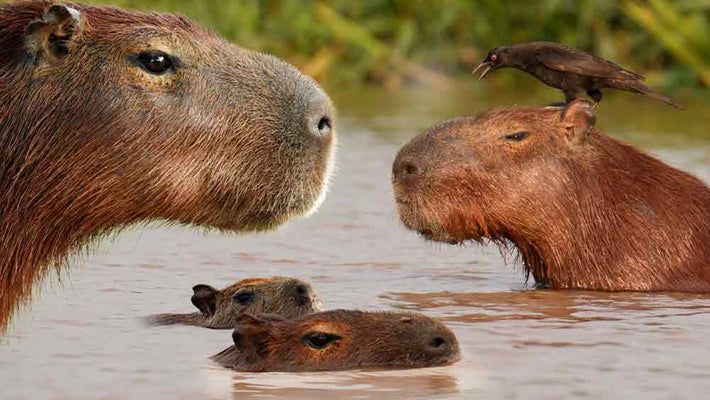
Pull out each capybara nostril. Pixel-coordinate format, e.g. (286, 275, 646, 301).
(429, 336, 446, 350)
(307, 92, 335, 139)
(317, 116, 332, 137)
(294, 284, 308, 296)
(393, 157, 420, 182)
(293, 283, 310, 306)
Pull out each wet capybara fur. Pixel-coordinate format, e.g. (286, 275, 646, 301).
(212, 310, 460, 372)
(393, 100, 710, 292)
(0, 2, 336, 331)
(147, 276, 321, 328)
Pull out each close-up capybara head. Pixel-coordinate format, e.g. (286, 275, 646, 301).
(148, 276, 321, 328)
(212, 310, 460, 372)
(0, 2, 335, 330)
(392, 100, 710, 291)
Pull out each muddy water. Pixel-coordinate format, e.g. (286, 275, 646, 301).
(1, 83, 709, 400)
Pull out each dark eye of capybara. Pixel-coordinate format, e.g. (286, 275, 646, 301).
(302, 332, 342, 349)
(132, 51, 176, 75)
(233, 291, 255, 305)
(502, 131, 531, 142)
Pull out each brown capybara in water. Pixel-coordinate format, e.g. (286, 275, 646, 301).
(212, 310, 460, 372)
(0, 2, 336, 332)
(392, 100, 710, 292)
(147, 276, 321, 328)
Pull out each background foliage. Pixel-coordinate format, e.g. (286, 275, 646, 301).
(47, 0, 710, 92)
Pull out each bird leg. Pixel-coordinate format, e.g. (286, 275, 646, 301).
(587, 89, 602, 109)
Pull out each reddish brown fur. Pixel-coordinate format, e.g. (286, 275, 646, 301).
(212, 310, 460, 372)
(393, 100, 710, 292)
(0, 2, 335, 332)
(147, 276, 321, 328)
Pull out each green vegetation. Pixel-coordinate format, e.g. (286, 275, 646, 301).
(0, 0, 700, 92)
(78, 0, 708, 92)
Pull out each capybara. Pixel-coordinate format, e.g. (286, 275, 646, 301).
(0, 1, 336, 331)
(392, 100, 710, 292)
(147, 276, 321, 328)
(212, 310, 460, 372)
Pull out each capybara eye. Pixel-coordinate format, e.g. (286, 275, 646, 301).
(303, 332, 342, 350)
(135, 51, 175, 75)
(233, 291, 255, 305)
(502, 131, 530, 142)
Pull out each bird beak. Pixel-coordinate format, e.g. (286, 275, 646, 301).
(472, 61, 494, 81)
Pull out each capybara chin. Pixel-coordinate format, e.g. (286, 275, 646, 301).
(392, 100, 710, 292)
(212, 310, 460, 372)
(147, 276, 321, 328)
(0, 2, 336, 331)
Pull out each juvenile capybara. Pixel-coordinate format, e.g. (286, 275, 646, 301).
(392, 100, 710, 292)
(147, 276, 321, 328)
(212, 310, 460, 372)
(0, 1, 336, 331)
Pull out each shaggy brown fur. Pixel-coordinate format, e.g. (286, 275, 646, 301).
(392, 100, 710, 292)
(147, 276, 321, 328)
(0, 2, 335, 332)
(212, 310, 460, 372)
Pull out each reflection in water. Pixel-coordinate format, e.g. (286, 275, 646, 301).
(215, 367, 464, 400)
(387, 290, 710, 324)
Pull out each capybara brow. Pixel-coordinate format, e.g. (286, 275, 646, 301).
(212, 310, 460, 372)
(0, 1, 336, 332)
(147, 276, 321, 328)
(393, 99, 710, 292)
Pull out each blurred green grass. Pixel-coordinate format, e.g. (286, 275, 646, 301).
(5, 0, 709, 93)
(75, 0, 709, 93)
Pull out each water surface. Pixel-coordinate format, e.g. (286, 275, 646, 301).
(2, 83, 709, 399)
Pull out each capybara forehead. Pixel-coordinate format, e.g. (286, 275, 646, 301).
(287, 310, 439, 334)
(425, 107, 561, 140)
(74, 2, 204, 36)
(222, 277, 303, 294)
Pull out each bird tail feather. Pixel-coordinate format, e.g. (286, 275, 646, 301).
(627, 81, 684, 110)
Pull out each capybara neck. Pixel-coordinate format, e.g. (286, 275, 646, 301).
(147, 276, 321, 328)
(393, 100, 710, 292)
(0, 2, 335, 332)
(512, 133, 710, 291)
(212, 310, 460, 372)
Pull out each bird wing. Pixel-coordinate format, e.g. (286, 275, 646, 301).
(536, 44, 645, 80)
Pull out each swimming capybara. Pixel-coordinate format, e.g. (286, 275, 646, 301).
(212, 310, 460, 372)
(0, 1, 336, 331)
(392, 100, 710, 292)
(147, 276, 321, 328)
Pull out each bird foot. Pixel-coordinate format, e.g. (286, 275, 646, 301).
(544, 102, 567, 110)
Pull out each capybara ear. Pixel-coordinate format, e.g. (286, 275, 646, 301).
(559, 99, 596, 143)
(25, 4, 82, 59)
(191, 284, 219, 317)
(233, 314, 275, 356)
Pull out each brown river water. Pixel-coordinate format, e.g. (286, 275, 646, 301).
(1, 83, 709, 399)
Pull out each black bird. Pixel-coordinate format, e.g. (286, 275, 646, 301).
(473, 41, 682, 109)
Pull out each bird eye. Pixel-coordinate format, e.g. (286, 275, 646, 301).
(503, 131, 530, 142)
(134, 51, 175, 75)
(303, 332, 342, 350)
(233, 291, 255, 305)
(490, 54, 498, 62)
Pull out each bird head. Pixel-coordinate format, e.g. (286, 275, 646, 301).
(473, 47, 512, 80)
